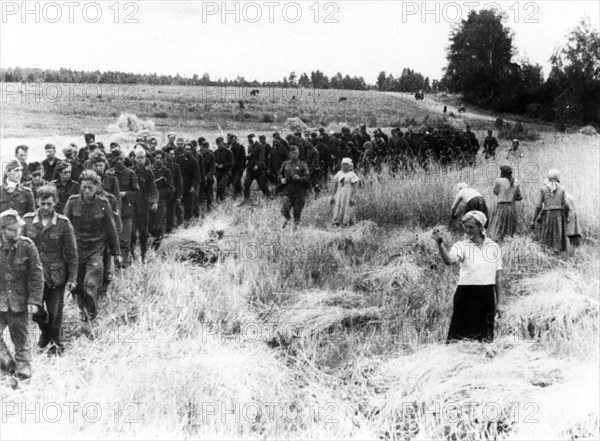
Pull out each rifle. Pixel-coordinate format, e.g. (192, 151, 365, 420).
(275, 168, 307, 193)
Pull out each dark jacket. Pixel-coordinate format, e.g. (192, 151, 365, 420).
(201, 150, 216, 182)
(112, 166, 139, 219)
(214, 146, 234, 174)
(230, 142, 247, 172)
(101, 171, 122, 214)
(246, 142, 266, 170)
(42, 158, 62, 182)
(64, 194, 120, 260)
(22, 210, 78, 288)
(0, 235, 44, 312)
(177, 155, 201, 194)
(0, 183, 35, 217)
(166, 160, 183, 200)
(269, 142, 290, 176)
(52, 179, 80, 214)
(153, 165, 175, 202)
(279, 159, 310, 198)
(132, 165, 159, 213)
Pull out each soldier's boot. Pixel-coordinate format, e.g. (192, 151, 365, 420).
(37, 326, 51, 349)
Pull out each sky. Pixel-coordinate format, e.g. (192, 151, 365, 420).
(1, 1, 598, 83)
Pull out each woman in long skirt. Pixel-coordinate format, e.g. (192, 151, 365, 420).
(330, 158, 359, 227)
(531, 169, 569, 253)
(433, 211, 503, 343)
(488, 166, 523, 241)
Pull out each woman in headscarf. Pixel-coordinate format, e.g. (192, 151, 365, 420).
(450, 183, 488, 228)
(433, 210, 503, 343)
(531, 169, 569, 253)
(487, 166, 523, 241)
(331, 158, 359, 227)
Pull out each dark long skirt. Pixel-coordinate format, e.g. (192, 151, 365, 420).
(465, 196, 489, 227)
(447, 285, 496, 343)
(488, 202, 519, 241)
(540, 209, 568, 253)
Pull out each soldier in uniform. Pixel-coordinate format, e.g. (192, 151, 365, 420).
(0, 209, 43, 381)
(305, 137, 321, 195)
(163, 147, 183, 233)
(1, 161, 35, 217)
(199, 141, 216, 211)
(110, 150, 139, 266)
(149, 151, 174, 250)
(131, 147, 159, 261)
(15, 145, 30, 186)
(229, 134, 246, 197)
(64, 171, 121, 321)
(52, 162, 80, 215)
(177, 143, 201, 226)
(243, 134, 271, 202)
(22, 186, 78, 354)
(42, 144, 62, 182)
(268, 138, 289, 187)
(27, 162, 50, 205)
(279, 146, 310, 229)
(56, 145, 84, 182)
(214, 137, 233, 203)
(78, 133, 96, 163)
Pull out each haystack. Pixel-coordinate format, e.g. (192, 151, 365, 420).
(578, 125, 598, 136)
(367, 340, 579, 440)
(502, 270, 599, 360)
(265, 290, 382, 347)
(285, 117, 309, 132)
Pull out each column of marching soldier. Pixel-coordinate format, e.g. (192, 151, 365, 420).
(0, 124, 504, 382)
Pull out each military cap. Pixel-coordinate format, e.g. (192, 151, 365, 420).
(0, 209, 25, 228)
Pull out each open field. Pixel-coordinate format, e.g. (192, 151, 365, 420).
(1, 85, 599, 440)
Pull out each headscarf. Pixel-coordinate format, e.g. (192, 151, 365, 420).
(457, 182, 469, 192)
(500, 165, 514, 187)
(341, 158, 353, 166)
(462, 210, 487, 230)
(545, 169, 560, 193)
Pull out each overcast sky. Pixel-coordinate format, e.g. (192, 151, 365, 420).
(1, 1, 598, 83)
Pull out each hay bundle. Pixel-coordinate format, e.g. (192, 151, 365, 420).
(360, 255, 423, 290)
(285, 117, 309, 132)
(578, 125, 598, 136)
(367, 341, 577, 440)
(502, 271, 599, 359)
(107, 112, 156, 134)
(266, 290, 383, 347)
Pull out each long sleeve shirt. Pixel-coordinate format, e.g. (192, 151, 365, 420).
(0, 236, 44, 312)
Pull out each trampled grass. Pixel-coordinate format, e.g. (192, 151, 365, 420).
(1, 90, 598, 440)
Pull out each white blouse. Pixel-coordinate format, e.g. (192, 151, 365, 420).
(447, 237, 503, 285)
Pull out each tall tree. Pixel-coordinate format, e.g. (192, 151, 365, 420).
(443, 9, 514, 105)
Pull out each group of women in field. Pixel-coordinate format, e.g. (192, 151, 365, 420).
(436, 165, 581, 344)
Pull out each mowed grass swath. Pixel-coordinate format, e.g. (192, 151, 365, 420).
(0, 89, 598, 440)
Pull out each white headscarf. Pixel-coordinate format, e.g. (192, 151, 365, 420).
(462, 210, 487, 230)
(544, 169, 560, 193)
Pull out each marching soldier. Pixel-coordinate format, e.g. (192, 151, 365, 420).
(52, 162, 80, 214)
(214, 137, 233, 203)
(131, 147, 159, 261)
(22, 186, 78, 354)
(64, 171, 121, 321)
(150, 151, 174, 250)
(1, 161, 34, 217)
(0, 209, 44, 381)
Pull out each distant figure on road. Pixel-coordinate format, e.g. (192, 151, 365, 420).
(483, 130, 499, 160)
(443, 105, 447, 114)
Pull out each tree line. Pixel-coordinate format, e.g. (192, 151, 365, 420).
(0, 67, 372, 91)
(442, 12, 600, 126)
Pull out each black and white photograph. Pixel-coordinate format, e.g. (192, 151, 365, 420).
(0, 0, 599, 439)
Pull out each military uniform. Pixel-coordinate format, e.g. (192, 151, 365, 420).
(0, 184, 35, 217)
(22, 211, 78, 349)
(269, 141, 290, 186)
(51, 179, 80, 214)
(150, 164, 174, 249)
(176, 155, 200, 222)
(244, 142, 270, 200)
(0, 235, 44, 378)
(131, 165, 159, 261)
(214, 145, 233, 202)
(200, 149, 216, 210)
(230, 141, 246, 196)
(279, 159, 310, 226)
(64, 194, 120, 320)
(165, 159, 183, 233)
(42, 158, 62, 182)
(112, 165, 139, 266)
